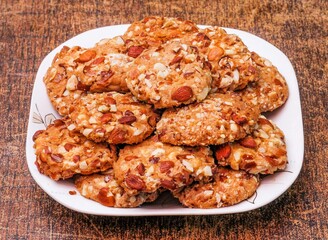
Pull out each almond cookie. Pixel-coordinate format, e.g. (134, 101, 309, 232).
(123, 16, 199, 48)
(33, 119, 117, 181)
(126, 39, 212, 108)
(157, 92, 260, 146)
(75, 170, 159, 208)
(66, 36, 130, 92)
(113, 136, 216, 195)
(238, 52, 289, 112)
(69, 92, 159, 144)
(43, 36, 131, 116)
(86, 36, 132, 93)
(205, 27, 258, 92)
(214, 115, 287, 174)
(174, 167, 259, 208)
(182, 27, 258, 92)
(43, 46, 87, 116)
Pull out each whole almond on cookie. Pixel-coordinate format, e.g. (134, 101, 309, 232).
(171, 86, 193, 102)
(215, 144, 232, 160)
(127, 46, 145, 58)
(239, 136, 257, 148)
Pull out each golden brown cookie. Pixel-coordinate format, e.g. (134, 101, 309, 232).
(43, 36, 131, 116)
(157, 92, 260, 146)
(68, 92, 159, 144)
(214, 115, 287, 174)
(126, 39, 212, 108)
(88, 36, 131, 93)
(43, 46, 87, 116)
(181, 26, 258, 92)
(238, 52, 289, 112)
(113, 136, 216, 195)
(204, 27, 258, 92)
(174, 167, 259, 208)
(75, 170, 159, 208)
(33, 119, 117, 180)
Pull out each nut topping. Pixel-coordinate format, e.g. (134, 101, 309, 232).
(125, 156, 139, 161)
(109, 128, 127, 144)
(159, 161, 175, 173)
(126, 174, 145, 190)
(239, 136, 257, 148)
(258, 117, 274, 128)
(171, 86, 193, 102)
(232, 113, 248, 125)
(215, 144, 232, 160)
(32, 130, 44, 141)
(208, 47, 224, 61)
(73, 155, 80, 163)
(76, 81, 90, 91)
(50, 153, 63, 163)
(76, 50, 97, 63)
(160, 179, 176, 190)
(97, 187, 115, 207)
(136, 163, 146, 176)
(169, 55, 183, 65)
(100, 113, 113, 123)
(118, 115, 137, 125)
(91, 57, 105, 65)
(64, 143, 75, 151)
(127, 46, 145, 58)
(149, 156, 160, 164)
(104, 96, 116, 105)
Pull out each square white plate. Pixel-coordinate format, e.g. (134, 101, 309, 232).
(26, 25, 303, 216)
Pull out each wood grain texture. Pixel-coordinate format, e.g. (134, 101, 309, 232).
(0, 0, 327, 239)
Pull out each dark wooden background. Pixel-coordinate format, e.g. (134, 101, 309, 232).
(1, 1, 327, 239)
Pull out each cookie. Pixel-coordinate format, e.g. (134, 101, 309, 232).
(205, 27, 258, 92)
(43, 36, 131, 116)
(113, 136, 216, 195)
(75, 170, 159, 208)
(123, 16, 199, 48)
(43, 46, 87, 116)
(214, 115, 287, 174)
(174, 167, 259, 208)
(157, 92, 260, 146)
(238, 52, 289, 112)
(181, 26, 258, 92)
(88, 36, 132, 93)
(33, 119, 117, 180)
(126, 39, 212, 108)
(69, 92, 159, 144)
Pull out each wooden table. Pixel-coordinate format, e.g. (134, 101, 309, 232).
(1, 1, 327, 239)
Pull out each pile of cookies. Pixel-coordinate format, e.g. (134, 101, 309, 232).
(33, 16, 289, 208)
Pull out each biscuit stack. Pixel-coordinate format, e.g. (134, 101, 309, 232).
(33, 16, 288, 208)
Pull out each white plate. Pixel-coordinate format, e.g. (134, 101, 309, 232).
(26, 25, 304, 216)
